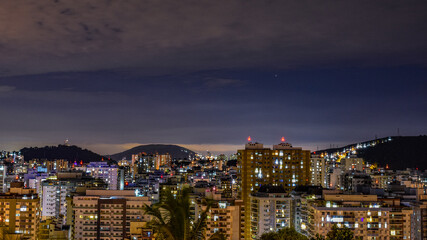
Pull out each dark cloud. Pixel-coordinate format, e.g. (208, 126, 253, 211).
(0, 1, 427, 76)
(1, 67, 426, 154)
(0, 85, 15, 92)
(1, 1, 427, 154)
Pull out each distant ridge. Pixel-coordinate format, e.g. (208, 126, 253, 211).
(317, 136, 427, 170)
(109, 144, 196, 161)
(20, 145, 108, 163)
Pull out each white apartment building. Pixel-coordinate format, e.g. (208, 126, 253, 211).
(250, 186, 292, 239)
(0, 163, 6, 193)
(310, 155, 326, 187)
(86, 162, 118, 190)
(41, 181, 71, 221)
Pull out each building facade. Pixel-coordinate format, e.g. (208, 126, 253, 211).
(0, 184, 40, 240)
(237, 141, 310, 239)
(250, 186, 292, 239)
(307, 194, 412, 240)
(73, 190, 151, 240)
(86, 162, 119, 190)
(197, 199, 243, 240)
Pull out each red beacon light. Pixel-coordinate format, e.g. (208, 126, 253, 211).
(281, 137, 285, 142)
(247, 136, 251, 142)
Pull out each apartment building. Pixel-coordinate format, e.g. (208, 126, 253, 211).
(73, 190, 151, 240)
(307, 194, 412, 240)
(250, 185, 293, 239)
(86, 162, 119, 190)
(237, 140, 310, 239)
(310, 155, 326, 187)
(0, 182, 40, 240)
(197, 199, 243, 240)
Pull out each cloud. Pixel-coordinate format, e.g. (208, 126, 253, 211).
(0, 1, 427, 77)
(0, 85, 15, 92)
(203, 78, 244, 88)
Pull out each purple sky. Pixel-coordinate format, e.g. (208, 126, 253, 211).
(1, 1, 426, 155)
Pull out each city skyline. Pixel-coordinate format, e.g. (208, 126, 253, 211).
(1, 1, 427, 155)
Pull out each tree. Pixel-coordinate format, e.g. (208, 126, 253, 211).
(260, 227, 308, 240)
(144, 187, 225, 240)
(310, 225, 361, 240)
(326, 225, 357, 240)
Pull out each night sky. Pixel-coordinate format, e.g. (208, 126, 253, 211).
(1, 1, 427, 155)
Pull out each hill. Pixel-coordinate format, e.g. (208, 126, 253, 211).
(360, 136, 427, 170)
(20, 145, 107, 163)
(318, 136, 427, 170)
(110, 144, 196, 161)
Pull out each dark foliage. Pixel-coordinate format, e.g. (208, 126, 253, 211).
(226, 159, 237, 167)
(20, 145, 107, 163)
(259, 227, 308, 240)
(360, 136, 427, 170)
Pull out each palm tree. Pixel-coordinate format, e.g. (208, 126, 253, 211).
(144, 187, 225, 240)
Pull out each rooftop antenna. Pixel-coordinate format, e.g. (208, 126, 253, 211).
(397, 128, 400, 136)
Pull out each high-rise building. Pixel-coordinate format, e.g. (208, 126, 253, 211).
(237, 140, 310, 239)
(411, 194, 427, 240)
(155, 154, 171, 170)
(0, 162, 6, 193)
(72, 190, 151, 240)
(132, 153, 156, 177)
(41, 180, 72, 220)
(0, 182, 40, 240)
(310, 154, 326, 187)
(219, 176, 233, 198)
(250, 185, 292, 239)
(86, 162, 119, 190)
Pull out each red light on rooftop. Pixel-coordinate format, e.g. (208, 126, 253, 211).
(281, 137, 285, 142)
(247, 136, 251, 142)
